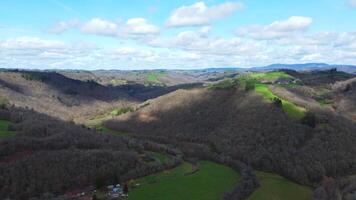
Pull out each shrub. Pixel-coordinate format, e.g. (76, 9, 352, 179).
(301, 112, 317, 128)
(208, 79, 239, 90)
(273, 97, 283, 108)
(21, 72, 47, 82)
(0, 98, 9, 109)
(244, 79, 256, 91)
(111, 107, 134, 116)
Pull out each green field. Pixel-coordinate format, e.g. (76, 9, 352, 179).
(0, 120, 15, 137)
(146, 71, 166, 84)
(255, 84, 306, 119)
(250, 71, 293, 80)
(128, 161, 240, 200)
(247, 172, 312, 200)
(95, 125, 130, 136)
(150, 152, 170, 164)
(85, 107, 134, 128)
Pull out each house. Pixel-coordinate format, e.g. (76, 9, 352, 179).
(107, 184, 125, 199)
(112, 187, 123, 193)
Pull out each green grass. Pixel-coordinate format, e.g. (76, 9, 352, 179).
(110, 107, 134, 116)
(250, 71, 293, 80)
(146, 71, 166, 85)
(147, 73, 159, 82)
(255, 84, 306, 119)
(150, 152, 170, 164)
(85, 107, 134, 128)
(247, 172, 312, 200)
(96, 125, 129, 136)
(0, 120, 15, 137)
(109, 79, 127, 86)
(128, 161, 240, 200)
(85, 115, 112, 128)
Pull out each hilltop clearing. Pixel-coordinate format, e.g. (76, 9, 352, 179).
(104, 70, 356, 199)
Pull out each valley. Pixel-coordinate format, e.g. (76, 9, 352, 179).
(0, 67, 356, 200)
(2, 1, 356, 199)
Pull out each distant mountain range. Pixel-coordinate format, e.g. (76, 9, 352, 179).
(201, 63, 356, 74)
(251, 63, 356, 73)
(1, 63, 356, 74)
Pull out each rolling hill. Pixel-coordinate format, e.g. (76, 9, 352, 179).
(103, 69, 356, 199)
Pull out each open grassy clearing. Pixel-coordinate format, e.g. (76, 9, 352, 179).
(85, 107, 134, 128)
(247, 171, 312, 200)
(149, 152, 170, 164)
(250, 71, 293, 80)
(128, 161, 240, 200)
(0, 120, 15, 137)
(95, 125, 130, 136)
(255, 84, 306, 119)
(147, 71, 166, 84)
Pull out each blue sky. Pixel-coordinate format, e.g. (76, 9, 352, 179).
(0, 0, 356, 69)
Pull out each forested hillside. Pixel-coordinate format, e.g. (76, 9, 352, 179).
(104, 70, 356, 199)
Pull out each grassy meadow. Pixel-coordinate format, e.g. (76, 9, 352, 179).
(247, 171, 313, 200)
(147, 71, 166, 85)
(250, 71, 293, 80)
(128, 161, 240, 200)
(255, 84, 306, 119)
(150, 152, 171, 164)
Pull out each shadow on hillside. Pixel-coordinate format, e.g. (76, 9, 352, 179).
(104, 87, 356, 186)
(0, 79, 24, 93)
(6, 71, 203, 102)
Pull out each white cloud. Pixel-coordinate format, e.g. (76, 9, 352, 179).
(0, 36, 67, 50)
(48, 17, 159, 38)
(81, 18, 119, 36)
(2, 28, 356, 70)
(146, 29, 263, 56)
(123, 18, 159, 35)
(47, 19, 80, 34)
(0, 36, 98, 69)
(114, 47, 138, 55)
(236, 16, 313, 40)
(166, 1, 243, 27)
(349, 0, 356, 7)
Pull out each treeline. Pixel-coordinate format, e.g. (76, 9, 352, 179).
(104, 87, 356, 193)
(314, 176, 356, 200)
(0, 107, 183, 199)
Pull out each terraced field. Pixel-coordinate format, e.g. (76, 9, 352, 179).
(128, 161, 240, 200)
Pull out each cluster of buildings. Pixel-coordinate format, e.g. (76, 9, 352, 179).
(107, 184, 128, 199)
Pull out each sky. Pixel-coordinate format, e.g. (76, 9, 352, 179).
(0, 0, 356, 70)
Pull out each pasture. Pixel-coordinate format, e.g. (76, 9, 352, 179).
(128, 161, 240, 200)
(247, 171, 312, 200)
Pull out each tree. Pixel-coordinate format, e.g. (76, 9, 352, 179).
(273, 97, 282, 108)
(244, 80, 255, 91)
(123, 183, 129, 194)
(301, 112, 317, 128)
